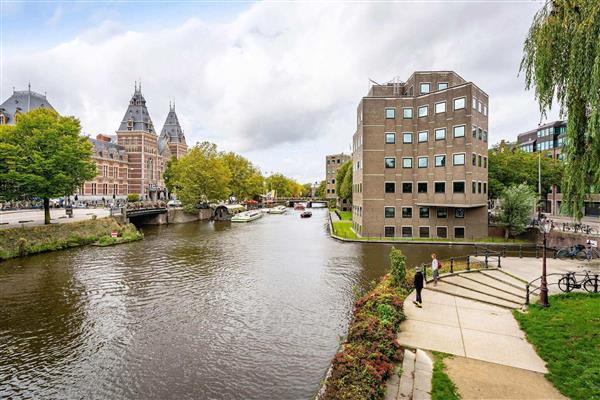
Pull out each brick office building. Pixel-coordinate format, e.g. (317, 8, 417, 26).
(352, 71, 489, 239)
(325, 153, 351, 210)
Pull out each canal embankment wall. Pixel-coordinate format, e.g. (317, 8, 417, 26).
(127, 208, 212, 226)
(0, 217, 141, 261)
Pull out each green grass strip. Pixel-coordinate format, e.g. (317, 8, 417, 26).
(431, 352, 460, 400)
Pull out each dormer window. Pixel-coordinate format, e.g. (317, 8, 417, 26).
(99, 151, 103, 158)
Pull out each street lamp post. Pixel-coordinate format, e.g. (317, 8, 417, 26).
(539, 219, 553, 307)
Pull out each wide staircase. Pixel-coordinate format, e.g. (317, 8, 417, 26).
(426, 269, 534, 309)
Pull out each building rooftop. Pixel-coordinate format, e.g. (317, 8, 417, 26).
(0, 84, 56, 125)
(117, 82, 156, 134)
(158, 102, 186, 155)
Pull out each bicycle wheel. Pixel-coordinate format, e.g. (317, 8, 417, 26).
(576, 251, 588, 261)
(583, 277, 599, 293)
(589, 227, 598, 236)
(558, 276, 577, 292)
(556, 249, 570, 260)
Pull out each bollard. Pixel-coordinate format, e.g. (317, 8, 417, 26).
(466, 256, 470, 271)
(519, 244, 523, 258)
(485, 248, 489, 268)
(503, 245, 507, 257)
(450, 257, 454, 274)
(498, 255, 501, 268)
(525, 284, 530, 305)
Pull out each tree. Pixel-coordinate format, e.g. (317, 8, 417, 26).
(165, 141, 231, 209)
(0, 109, 96, 224)
(488, 145, 563, 200)
(301, 183, 313, 198)
(498, 184, 536, 239)
(220, 152, 264, 200)
(315, 180, 326, 198)
(521, 1, 600, 219)
(265, 173, 302, 198)
(335, 160, 353, 203)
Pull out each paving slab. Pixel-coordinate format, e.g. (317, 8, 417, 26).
(403, 291, 460, 327)
(398, 350, 415, 399)
(456, 306, 525, 338)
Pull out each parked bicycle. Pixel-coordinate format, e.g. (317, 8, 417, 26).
(556, 244, 600, 261)
(558, 270, 599, 293)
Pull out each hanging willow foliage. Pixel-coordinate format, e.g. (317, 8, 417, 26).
(521, 0, 600, 220)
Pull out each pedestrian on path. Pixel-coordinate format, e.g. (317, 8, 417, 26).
(413, 266, 424, 308)
(431, 253, 439, 287)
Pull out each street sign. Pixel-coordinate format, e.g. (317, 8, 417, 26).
(111, 231, 118, 238)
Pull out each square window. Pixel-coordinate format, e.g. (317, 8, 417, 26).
(385, 182, 395, 193)
(455, 208, 465, 218)
(454, 97, 466, 110)
(419, 207, 429, 218)
(385, 108, 395, 119)
(384, 226, 395, 237)
(435, 102, 446, 114)
(420, 83, 431, 94)
(435, 155, 446, 167)
(417, 182, 427, 193)
(434, 182, 445, 193)
(418, 157, 428, 168)
(454, 227, 465, 239)
(385, 207, 395, 218)
(438, 82, 448, 90)
(437, 227, 448, 238)
(453, 125, 465, 138)
(402, 158, 412, 168)
(403, 132, 412, 143)
(385, 132, 395, 144)
(453, 181, 465, 193)
(435, 128, 446, 140)
(402, 207, 412, 218)
(403, 108, 413, 119)
(437, 208, 447, 218)
(402, 182, 412, 193)
(418, 105, 428, 118)
(385, 158, 395, 168)
(453, 153, 465, 165)
(419, 227, 430, 238)
(402, 226, 412, 237)
(418, 131, 428, 143)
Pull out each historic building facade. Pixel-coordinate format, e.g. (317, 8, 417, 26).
(352, 71, 489, 239)
(0, 85, 55, 125)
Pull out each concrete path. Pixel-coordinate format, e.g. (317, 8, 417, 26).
(0, 208, 111, 228)
(386, 349, 433, 400)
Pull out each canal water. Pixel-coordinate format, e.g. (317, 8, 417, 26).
(0, 208, 474, 399)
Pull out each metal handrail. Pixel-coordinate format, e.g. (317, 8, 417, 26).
(525, 270, 600, 304)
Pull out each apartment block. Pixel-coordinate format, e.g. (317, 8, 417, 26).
(325, 153, 351, 210)
(352, 71, 489, 239)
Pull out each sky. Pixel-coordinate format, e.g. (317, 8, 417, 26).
(1, 0, 559, 184)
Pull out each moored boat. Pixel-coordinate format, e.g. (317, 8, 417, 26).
(300, 211, 312, 218)
(231, 210, 263, 222)
(269, 205, 287, 214)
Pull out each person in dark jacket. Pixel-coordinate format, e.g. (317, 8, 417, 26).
(413, 266, 424, 308)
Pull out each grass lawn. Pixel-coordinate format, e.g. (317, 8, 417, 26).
(431, 352, 460, 400)
(513, 293, 600, 400)
(337, 210, 352, 220)
(331, 220, 358, 239)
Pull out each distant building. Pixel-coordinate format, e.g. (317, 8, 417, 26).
(516, 120, 599, 216)
(325, 153, 351, 211)
(352, 71, 489, 239)
(0, 84, 55, 125)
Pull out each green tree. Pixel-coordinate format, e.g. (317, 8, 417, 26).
(220, 152, 264, 200)
(498, 184, 536, 239)
(340, 164, 353, 202)
(521, 1, 600, 219)
(335, 160, 350, 196)
(0, 109, 96, 224)
(315, 180, 326, 198)
(488, 145, 563, 199)
(265, 173, 302, 198)
(301, 183, 313, 198)
(165, 141, 231, 209)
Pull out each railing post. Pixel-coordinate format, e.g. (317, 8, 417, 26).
(595, 275, 599, 293)
(450, 257, 454, 274)
(466, 255, 470, 271)
(475, 246, 478, 257)
(484, 248, 489, 268)
(503, 245, 507, 257)
(519, 244, 523, 258)
(525, 284, 530, 305)
(498, 255, 501, 268)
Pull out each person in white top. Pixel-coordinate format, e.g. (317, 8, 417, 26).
(431, 253, 439, 286)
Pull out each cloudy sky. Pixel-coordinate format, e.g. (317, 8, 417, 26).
(1, 0, 557, 183)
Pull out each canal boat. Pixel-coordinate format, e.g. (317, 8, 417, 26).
(300, 211, 312, 218)
(231, 210, 263, 223)
(269, 205, 287, 214)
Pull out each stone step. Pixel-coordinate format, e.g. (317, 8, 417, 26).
(442, 275, 525, 304)
(460, 271, 527, 296)
(398, 349, 415, 399)
(425, 281, 523, 309)
(413, 349, 432, 400)
(480, 269, 533, 291)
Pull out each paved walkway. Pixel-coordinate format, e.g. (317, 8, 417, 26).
(0, 208, 112, 228)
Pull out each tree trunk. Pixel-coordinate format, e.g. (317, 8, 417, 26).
(43, 198, 51, 225)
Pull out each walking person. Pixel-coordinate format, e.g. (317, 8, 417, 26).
(431, 253, 440, 286)
(413, 266, 424, 308)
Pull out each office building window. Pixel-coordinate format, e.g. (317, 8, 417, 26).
(402, 226, 412, 237)
(418, 105, 428, 118)
(385, 132, 395, 144)
(437, 208, 447, 218)
(418, 131, 428, 143)
(437, 227, 448, 238)
(418, 157, 428, 168)
(453, 181, 465, 193)
(472, 125, 477, 138)
(403, 132, 413, 143)
(435, 128, 446, 140)
(478, 155, 482, 167)
(472, 97, 477, 109)
(453, 153, 465, 165)
(385, 108, 395, 119)
(472, 154, 477, 166)
(454, 97, 466, 110)
(484, 182, 487, 194)
(478, 182, 482, 193)
(483, 130, 488, 142)
(434, 182, 445, 193)
(419, 207, 429, 218)
(384, 207, 395, 218)
(419, 227, 430, 238)
(438, 82, 448, 90)
(454, 227, 465, 239)
(402, 182, 412, 193)
(434, 155, 446, 167)
(472, 181, 477, 193)
(402, 207, 412, 218)
(453, 125, 465, 138)
(403, 108, 413, 119)
(455, 208, 465, 218)
(435, 101, 446, 114)
(91, 183, 97, 195)
(402, 158, 412, 168)
(384, 226, 395, 238)
(420, 83, 431, 94)
(385, 158, 396, 168)
(385, 182, 395, 193)
(417, 182, 427, 193)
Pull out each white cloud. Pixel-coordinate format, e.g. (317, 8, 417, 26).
(2, 1, 556, 182)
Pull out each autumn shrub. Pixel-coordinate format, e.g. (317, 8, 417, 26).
(389, 247, 407, 286)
